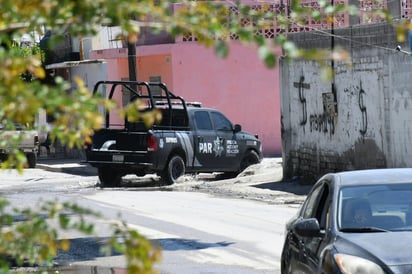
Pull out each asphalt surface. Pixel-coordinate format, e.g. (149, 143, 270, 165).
(36, 157, 313, 205)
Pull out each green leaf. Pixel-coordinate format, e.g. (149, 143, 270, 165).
(258, 45, 277, 68)
(215, 41, 229, 58)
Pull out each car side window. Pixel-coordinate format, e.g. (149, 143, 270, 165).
(194, 111, 213, 130)
(318, 186, 331, 230)
(302, 184, 324, 219)
(302, 181, 330, 230)
(211, 111, 232, 131)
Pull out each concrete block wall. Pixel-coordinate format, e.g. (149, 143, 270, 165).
(281, 22, 408, 180)
(289, 23, 398, 50)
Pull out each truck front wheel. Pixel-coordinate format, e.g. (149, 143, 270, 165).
(162, 155, 185, 185)
(98, 167, 121, 187)
(240, 150, 260, 172)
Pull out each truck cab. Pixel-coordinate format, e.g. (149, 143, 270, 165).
(190, 107, 259, 171)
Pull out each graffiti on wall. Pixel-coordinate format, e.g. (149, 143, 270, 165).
(358, 85, 368, 136)
(292, 77, 369, 137)
(293, 76, 310, 125)
(343, 81, 368, 136)
(292, 75, 343, 136)
(309, 91, 338, 135)
(309, 113, 335, 134)
(292, 75, 337, 135)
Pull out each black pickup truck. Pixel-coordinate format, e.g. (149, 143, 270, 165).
(85, 81, 263, 187)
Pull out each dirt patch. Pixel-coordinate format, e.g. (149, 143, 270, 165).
(172, 158, 312, 205)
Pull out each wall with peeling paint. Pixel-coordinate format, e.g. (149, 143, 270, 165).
(280, 22, 412, 179)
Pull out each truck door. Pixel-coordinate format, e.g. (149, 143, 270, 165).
(194, 110, 234, 171)
(210, 111, 239, 169)
(193, 110, 221, 169)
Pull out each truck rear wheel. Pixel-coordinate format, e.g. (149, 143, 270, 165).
(26, 152, 36, 168)
(98, 167, 121, 187)
(162, 155, 185, 185)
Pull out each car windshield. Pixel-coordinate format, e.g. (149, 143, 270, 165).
(338, 183, 412, 232)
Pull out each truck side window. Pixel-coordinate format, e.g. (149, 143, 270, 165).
(211, 112, 232, 131)
(194, 111, 213, 130)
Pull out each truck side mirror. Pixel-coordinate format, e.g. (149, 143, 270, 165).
(234, 124, 242, 132)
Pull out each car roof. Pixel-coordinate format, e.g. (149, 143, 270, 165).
(331, 168, 412, 187)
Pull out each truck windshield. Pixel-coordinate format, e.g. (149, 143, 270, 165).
(211, 111, 232, 131)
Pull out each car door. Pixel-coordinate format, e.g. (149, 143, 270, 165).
(293, 181, 331, 273)
(303, 181, 331, 273)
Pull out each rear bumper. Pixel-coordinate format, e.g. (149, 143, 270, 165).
(85, 150, 156, 170)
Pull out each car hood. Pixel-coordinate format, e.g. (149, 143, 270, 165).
(338, 232, 412, 266)
(239, 130, 259, 140)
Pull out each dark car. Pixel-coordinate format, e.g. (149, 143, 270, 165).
(281, 168, 412, 274)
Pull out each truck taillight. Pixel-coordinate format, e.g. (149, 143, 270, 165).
(34, 135, 39, 146)
(147, 135, 158, 152)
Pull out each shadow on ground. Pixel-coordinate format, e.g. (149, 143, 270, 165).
(55, 237, 122, 263)
(251, 180, 313, 196)
(154, 238, 234, 251)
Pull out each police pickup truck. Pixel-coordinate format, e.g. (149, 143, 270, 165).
(85, 81, 263, 187)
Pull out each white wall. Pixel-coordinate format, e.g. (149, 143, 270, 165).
(280, 47, 412, 179)
(70, 62, 107, 92)
(70, 62, 108, 120)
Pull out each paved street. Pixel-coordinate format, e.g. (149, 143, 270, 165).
(0, 157, 312, 273)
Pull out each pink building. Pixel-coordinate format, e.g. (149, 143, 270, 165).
(90, 42, 282, 156)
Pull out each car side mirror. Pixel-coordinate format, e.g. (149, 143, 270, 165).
(234, 124, 241, 133)
(294, 218, 323, 237)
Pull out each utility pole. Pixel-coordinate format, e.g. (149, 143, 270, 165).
(127, 35, 137, 82)
(331, 0, 338, 114)
(126, 35, 137, 129)
(127, 36, 138, 95)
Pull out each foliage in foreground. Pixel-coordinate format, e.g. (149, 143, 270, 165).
(0, 0, 401, 169)
(0, 198, 161, 273)
(0, 0, 408, 273)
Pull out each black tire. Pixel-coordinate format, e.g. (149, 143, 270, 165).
(239, 150, 260, 172)
(26, 152, 36, 168)
(135, 170, 146, 177)
(219, 172, 238, 179)
(98, 167, 121, 187)
(162, 155, 185, 185)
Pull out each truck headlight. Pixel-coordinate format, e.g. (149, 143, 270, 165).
(334, 253, 384, 274)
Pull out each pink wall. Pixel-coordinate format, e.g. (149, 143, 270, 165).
(108, 59, 128, 127)
(137, 54, 173, 85)
(169, 43, 281, 155)
(90, 43, 281, 155)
